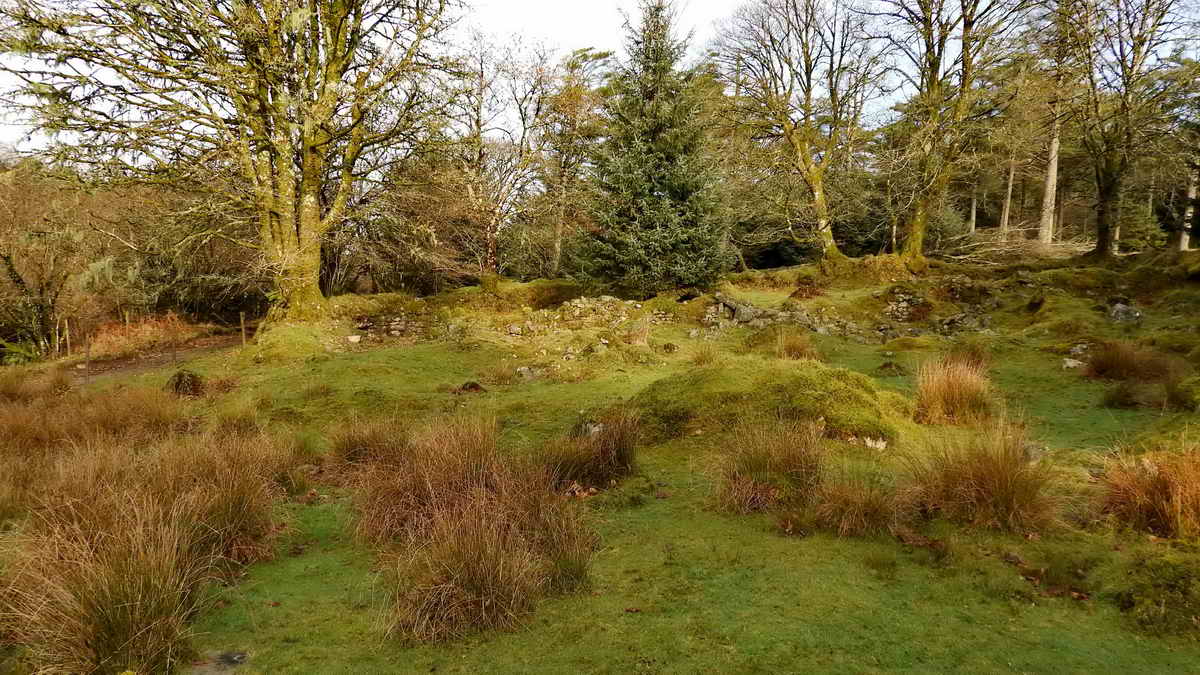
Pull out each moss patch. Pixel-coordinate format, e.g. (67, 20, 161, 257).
(630, 357, 909, 443)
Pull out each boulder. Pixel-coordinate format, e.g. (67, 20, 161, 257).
(1108, 303, 1143, 324)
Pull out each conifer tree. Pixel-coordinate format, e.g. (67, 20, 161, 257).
(579, 0, 728, 297)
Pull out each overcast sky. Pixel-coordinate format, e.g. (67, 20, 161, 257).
(469, 0, 733, 54)
(0, 1, 738, 149)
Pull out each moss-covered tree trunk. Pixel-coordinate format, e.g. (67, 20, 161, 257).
(1093, 167, 1122, 257)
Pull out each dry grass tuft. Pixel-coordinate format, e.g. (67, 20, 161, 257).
(1086, 341, 1178, 381)
(942, 339, 991, 370)
(1100, 445, 1200, 538)
(542, 409, 641, 489)
(351, 416, 596, 641)
(808, 470, 898, 537)
(901, 420, 1060, 533)
(915, 357, 994, 425)
(776, 330, 821, 361)
(2, 505, 216, 674)
(0, 371, 306, 672)
(0, 366, 71, 403)
(380, 499, 543, 642)
(715, 421, 825, 514)
(691, 343, 719, 366)
(328, 417, 409, 466)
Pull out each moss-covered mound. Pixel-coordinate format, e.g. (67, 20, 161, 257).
(630, 357, 910, 443)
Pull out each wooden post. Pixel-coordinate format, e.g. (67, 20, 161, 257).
(240, 312, 247, 346)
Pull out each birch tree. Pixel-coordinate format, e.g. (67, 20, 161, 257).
(716, 0, 887, 261)
(0, 0, 455, 318)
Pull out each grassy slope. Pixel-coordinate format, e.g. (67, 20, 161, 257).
(71, 268, 1198, 673)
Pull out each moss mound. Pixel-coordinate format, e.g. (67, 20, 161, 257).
(630, 357, 909, 443)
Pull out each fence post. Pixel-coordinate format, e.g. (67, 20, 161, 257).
(240, 312, 247, 347)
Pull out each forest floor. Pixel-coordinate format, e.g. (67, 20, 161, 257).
(9, 252, 1200, 673)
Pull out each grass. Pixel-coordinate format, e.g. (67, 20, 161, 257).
(8, 264, 1200, 671)
(0, 380, 304, 672)
(714, 421, 825, 514)
(541, 408, 641, 489)
(87, 312, 214, 360)
(902, 420, 1061, 533)
(1086, 340, 1179, 382)
(0, 365, 71, 403)
(349, 416, 597, 641)
(1101, 441, 1200, 538)
(915, 357, 994, 425)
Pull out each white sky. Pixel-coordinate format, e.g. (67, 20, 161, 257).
(0, 1, 739, 150)
(468, 0, 734, 55)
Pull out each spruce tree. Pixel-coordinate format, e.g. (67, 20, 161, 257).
(579, 0, 728, 297)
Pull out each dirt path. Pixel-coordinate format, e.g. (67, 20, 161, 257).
(73, 333, 247, 381)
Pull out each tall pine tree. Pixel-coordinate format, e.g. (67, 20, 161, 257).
(579, 0, 728, 297)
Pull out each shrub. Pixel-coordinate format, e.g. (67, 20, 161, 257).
(808, 469, 898, 537)
(1101, 448, 1200, 538)
(902, 421, 1060, 533)
(715, 421, 825, 514)
(542, 409, 641, 489)
(915, 357, 993, 425)
(1086, 341, 1178, 381)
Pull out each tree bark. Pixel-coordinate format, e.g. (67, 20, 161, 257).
(1039, 119, 1061, 244)
(1000, 152, 1017, 240)
(1094, 172, 1121, 257)
(968, 188, 978, 235)
(1182, 169, 1197, 252)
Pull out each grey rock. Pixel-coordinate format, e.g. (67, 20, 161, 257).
(1062, 358, 1085, 370)
(1108, 303, 1142, 324)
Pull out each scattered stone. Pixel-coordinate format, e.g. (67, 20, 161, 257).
(507, 324, 523, 336)
(1107, 303, 1143, 324)
(1062, 358, 1085, 370)
(882, 285, 933, 323)
(1069, 343, 1090, 356)
(515, 366, 536, 380)
(346, 335, 362, 344)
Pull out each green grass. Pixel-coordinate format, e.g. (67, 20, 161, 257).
(191, 435, 1200, 673)
(13, 266, 1200, 673)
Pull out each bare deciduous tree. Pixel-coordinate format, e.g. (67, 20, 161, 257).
(1063, 0, 1196, 256)
(872, 0, 1033, 267)
(716, 0, 887, 261)
(0, 0, 456, 318)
